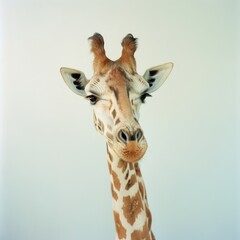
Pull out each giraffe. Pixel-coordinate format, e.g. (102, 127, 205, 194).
(60, 33, 173, 240)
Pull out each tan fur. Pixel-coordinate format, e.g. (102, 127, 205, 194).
(139, 181, 145, 199)
(89, 33, 137, 74)
(134, 163, 142, 177)
(108, 149, 154, 239)
(108, 68, 134, 119)
(125, 174, 137, 191)
(146, 205, 152, 230)
(119, 34, 137, 73)
(111, 183, 118, 201)
(122, 191, 144, 225)
(121, 141, 145, 163)
(131, 221, 150, 240)
(117, 159, 128, 173)
(114, 211, 127, 239)
(111, 169, 121, 191)
(88, 33, 112, 74)
(61, 34, 173, 239)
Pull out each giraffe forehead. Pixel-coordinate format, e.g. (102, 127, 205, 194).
(108, 67, 149, 94)
(87, 67, 149, 96)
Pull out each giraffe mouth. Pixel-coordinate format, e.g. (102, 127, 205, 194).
(115, 141, 148, 163)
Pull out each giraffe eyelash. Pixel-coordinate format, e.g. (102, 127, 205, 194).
(86, 95, 99, 105)
(140, 93, 152, 103)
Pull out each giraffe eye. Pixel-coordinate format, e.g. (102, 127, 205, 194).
(140, 93, 152, 103)
(86, 95, 98, 105)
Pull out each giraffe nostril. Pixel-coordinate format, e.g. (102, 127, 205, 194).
(118, 130, 128, 143)
(118, 129, 143, 143)
(135, 129, 143, 141)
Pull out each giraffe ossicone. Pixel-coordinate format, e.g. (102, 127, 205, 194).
(61, 33, 173, 240)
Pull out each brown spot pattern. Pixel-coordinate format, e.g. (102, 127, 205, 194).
(129, 163, 134, 170)
(139, 182, 145, 199)
(146, 205, 152, 229)
(106, 132, 114, 142)
(122, 192, 143, 225)
(125, 174, 137, 191)
(108, 151, 113, 162)
(111, 183, 118, 201)
(111, 109, 116, 119)
(131, 221, 151, 240)
(135, 163, 142, 177)
(113, 211, 127, 239)
(97, 119, 104, 132)
(107, 161, 112, 174)
(115, 118, 120, 125)
(125, 170, 129, 180)
(117, 159, 128, 173)
(112, 170, 121, 191)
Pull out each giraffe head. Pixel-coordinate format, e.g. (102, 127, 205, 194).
(61, 33, 173, 163)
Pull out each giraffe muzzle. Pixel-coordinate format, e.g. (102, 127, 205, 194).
(114, 127, 147, 162)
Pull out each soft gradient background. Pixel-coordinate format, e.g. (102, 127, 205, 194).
(0, 0, 239, 239)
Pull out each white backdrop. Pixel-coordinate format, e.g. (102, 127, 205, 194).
(1, 0, 239, 239)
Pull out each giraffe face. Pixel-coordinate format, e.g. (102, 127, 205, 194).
(60, 33, 173, 162)
(85, 66, 150, 162)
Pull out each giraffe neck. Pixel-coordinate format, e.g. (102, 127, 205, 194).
(107, 144, 155, 240)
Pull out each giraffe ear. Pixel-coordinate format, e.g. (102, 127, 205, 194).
(60, 67, 89, 97)
(143, 62, 173, 93)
